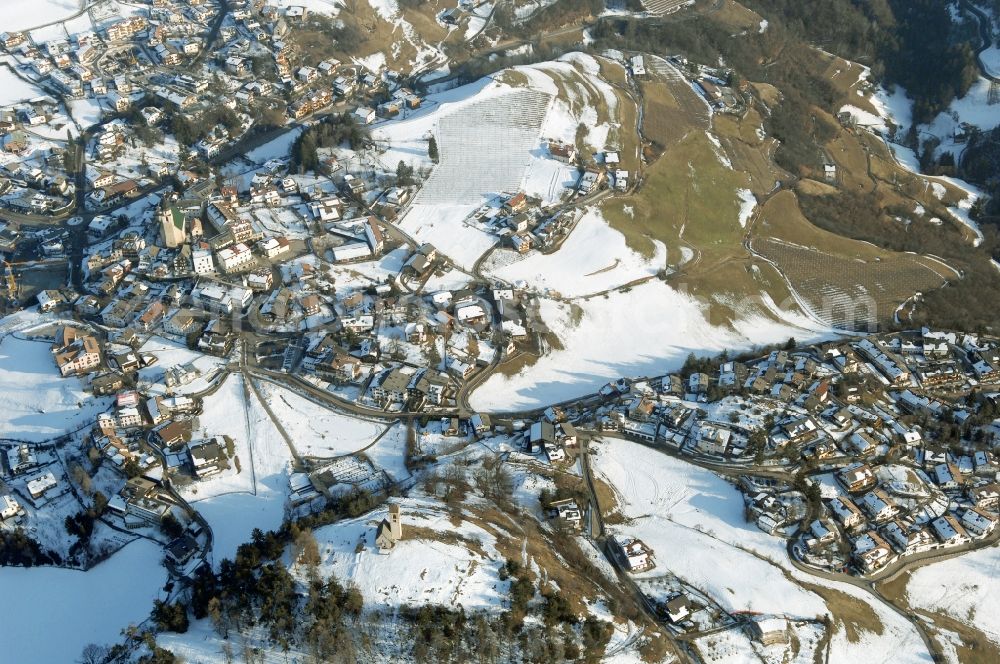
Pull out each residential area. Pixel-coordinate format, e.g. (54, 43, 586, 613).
(1, 0, 999, 662)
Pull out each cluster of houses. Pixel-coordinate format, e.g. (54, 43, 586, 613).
(588, 328, 1000, 578)
(470, 191, 582, 255)
(1, 443, 62, 512)
(794, 449, 999, 576)
(0, 0, 433, 247)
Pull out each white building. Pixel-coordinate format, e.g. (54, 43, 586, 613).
(332, 242, 372, 262)
(26, 472, 58, 500)
(0, 494, 20, 520)
(259, 236, 290, 259)
(216, 242, 254, 273)
(961, 508, 997, 536)
(192, 247, 215, 275)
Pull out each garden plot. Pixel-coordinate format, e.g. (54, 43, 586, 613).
(254, 381, 385, 457)
(252, 205, 310, 239)
(324, 246, 408, 289)
(490, 207, 666, 297)
(0, 335, 109, 441)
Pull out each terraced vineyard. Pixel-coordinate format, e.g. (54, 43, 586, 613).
(641, 0, 695, 17)
(750, 237, 954, 330)
(415, 88, 552, 205)
(642, 55, 712, 149)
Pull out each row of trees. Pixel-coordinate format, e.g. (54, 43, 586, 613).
(0, 530, 57, 567)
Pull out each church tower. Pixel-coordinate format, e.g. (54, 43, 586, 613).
(388, 503, 402, 540)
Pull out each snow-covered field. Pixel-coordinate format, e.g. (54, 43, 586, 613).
(255, 381, 385, 457)
(186, 375, 293, 563)
(851, 73, 993, 248)
(69, 97, 105, 129)
(471, 280, 831, 410)
(363, 421, 411, 483)
(923, 76, 1000, 139)
(0, 335, 109, 441)
(489, 208, 666, 297)
(379, 53, 626, 269)
(308, 499, 508, 610)
(137, 336, 225, 396)
(593, 439, 827, 617)
(0, 539, 166, 664)
(5, 0, 80, 32)
(160, 498, 512, 662)
(416, 87, 551, 204)
(396, 202, 498, 270)
(245, 126, 304, 164)
(0, 66, 48, 106)
(268, 0, 343, 16)
(737, 188, 757, 228)
(983, 46, 1000, 79)
(375, 79, 547, 268)
(905, 546, 1000, 645)
(591, 438, 933, 663)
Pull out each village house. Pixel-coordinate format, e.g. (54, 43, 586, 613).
(836, 463, 877, 493)
(549, 499, 583, 529)
(189, 438, 229, 478)
(931, 514, 971, 546)
(960, 507, 997, 536)
(613, 535, 655, 572)
(859, 489, 899, 523)
(51, 326, 102, 376)
(26, 472, 59, 504)
(882, 520, 936, 556)
(748, 618, 790, 646)
(852, 531, 894, 573)
(663, 595, 692, 623)
(968, 483, 1000, 510)
(217, 242, 255, 273)
(828, 496, 865, 529)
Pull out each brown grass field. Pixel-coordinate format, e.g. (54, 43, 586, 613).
(750, 191, 955, 327)
(877, 572, 1000, 664)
